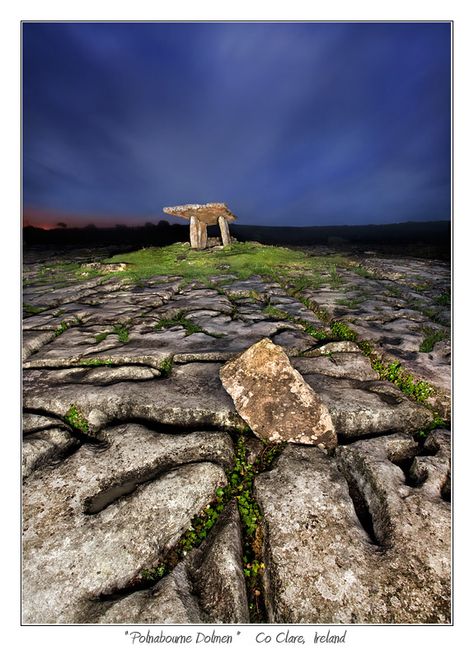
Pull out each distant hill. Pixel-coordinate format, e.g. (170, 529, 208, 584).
(23, 220, 451, 261)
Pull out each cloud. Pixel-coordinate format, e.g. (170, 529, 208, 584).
(22, 22, 451, 225)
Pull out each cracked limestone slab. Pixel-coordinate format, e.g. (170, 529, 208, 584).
(255, 437, 450, 623)
(23, 427, 80, 479)
(295, 370, 433, 437)
(220, 338, 337, 448)
(23, 425, 231, 623)
(23, 362, 246, 434)
(97, 502, 249, 624)
(291, 351, 377, 382)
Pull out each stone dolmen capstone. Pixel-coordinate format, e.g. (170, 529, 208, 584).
(220, 338, 337, 449)
(163, 202, 236, 250)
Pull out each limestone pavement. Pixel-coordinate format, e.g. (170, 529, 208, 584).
(22, 248, 451, 624)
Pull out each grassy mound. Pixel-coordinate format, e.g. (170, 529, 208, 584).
(105, 241, 350, 289)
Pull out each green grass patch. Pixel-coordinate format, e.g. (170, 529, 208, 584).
(64, 405, 89, 433)
(94, 332, 110, 344)
(155, 311, 204, 336)
(335, 297, 362, 309)
(351, 265, 374, 278)
(328, 264, 342, 288)
(435, 291, 450, 306)
(419, 327, 447, 353)
(330, 321, 358, 342)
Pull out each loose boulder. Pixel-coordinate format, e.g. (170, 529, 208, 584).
(220, 338, 337, 448)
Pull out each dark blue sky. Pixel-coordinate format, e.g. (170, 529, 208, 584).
(23, 22, 451, 226)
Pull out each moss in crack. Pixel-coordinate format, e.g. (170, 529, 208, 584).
(76, 358, 113, 367)
(413, 415, 449, 441)
(94, 332, 110, 344)
(110, 435, 283, 619)
(64, 405, 89, 434)
(371, 356, 434, 403)
(23, 303, 48, 317)
(155, 311, 223, 338)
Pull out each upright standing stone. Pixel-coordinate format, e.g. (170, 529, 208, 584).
(218, 216, 231, 246)
(197, 219, 207, 250)
(190, 216, 199, 249)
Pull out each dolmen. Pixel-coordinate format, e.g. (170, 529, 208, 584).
(163, 202, 237, 250)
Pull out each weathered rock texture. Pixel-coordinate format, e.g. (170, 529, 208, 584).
(220, 338, 337, 448)
(254, 434, 450, 623)
(97, 502, 249, 623)
(22, 426, 229, 623)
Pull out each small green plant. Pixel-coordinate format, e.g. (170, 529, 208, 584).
(64, 405, 89, 433)
(54, 321, 69, 336)
(328, 264, 342, 288)
(155, 312, 203, 335)
(263, 304, 288, 320)
(94, 332, 110, 343)
(371, 358, 434, 403)
(154, 311, 224, 338)
(352, 265, 374, 278)
(112, 324, 129, 343)
(140, 564, 167, 584)
(414, 415, 448, 440)
(419, 327, 447, 353)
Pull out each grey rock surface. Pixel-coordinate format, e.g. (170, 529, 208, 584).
(23, 426, 229, 623)
(98, 502, 249, 624)
(23, 427, 80, 479)
(22, 248, 450, 625)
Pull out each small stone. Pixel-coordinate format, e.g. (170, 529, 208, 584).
(220, 338, 337, 448)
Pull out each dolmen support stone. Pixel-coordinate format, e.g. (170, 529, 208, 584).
(219, 338, 337, 449)
(163, 202, 237, 250)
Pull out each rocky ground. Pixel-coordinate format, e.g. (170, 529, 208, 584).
(22, 245, 451, 624)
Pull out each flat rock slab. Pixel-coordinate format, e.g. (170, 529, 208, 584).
(23, 362, 247, 434)
(293, 367, 433, 437)
(23, 424, 230, 623)
(220, 338, 337, 448)
(255, 437, 450, 623)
